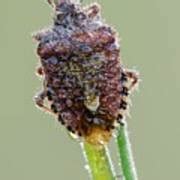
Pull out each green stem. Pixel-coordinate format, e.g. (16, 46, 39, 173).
(81, 141, 115, 180)
(116, 123, 138, 180)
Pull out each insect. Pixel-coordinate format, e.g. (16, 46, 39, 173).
(33, 0, 139, 145)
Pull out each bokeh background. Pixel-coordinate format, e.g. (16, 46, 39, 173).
(0, 0, 180, 179)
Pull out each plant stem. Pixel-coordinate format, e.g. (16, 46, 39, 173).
(116, 123, 138, 180)
(81, 141, 115, 180)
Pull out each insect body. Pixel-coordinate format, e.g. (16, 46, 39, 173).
(33, 0, 139, 145)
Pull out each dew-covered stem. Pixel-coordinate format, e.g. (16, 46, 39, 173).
(116, 124, 138, 180)
(81, 141, 115, 180)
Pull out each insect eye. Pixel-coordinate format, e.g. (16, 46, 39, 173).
(56, 13, 65, 21)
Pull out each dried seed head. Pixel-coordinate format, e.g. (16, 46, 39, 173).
(33, 0, 139, 145)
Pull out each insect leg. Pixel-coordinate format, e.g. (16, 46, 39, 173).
(34, 90, 54, 114)
(117, 69, 139, 126)
(124, 69, 139, 91)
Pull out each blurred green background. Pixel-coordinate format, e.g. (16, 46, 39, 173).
(0, 0, 180, 179)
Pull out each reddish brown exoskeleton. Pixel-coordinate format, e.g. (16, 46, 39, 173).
(33, 0, 139, 145)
